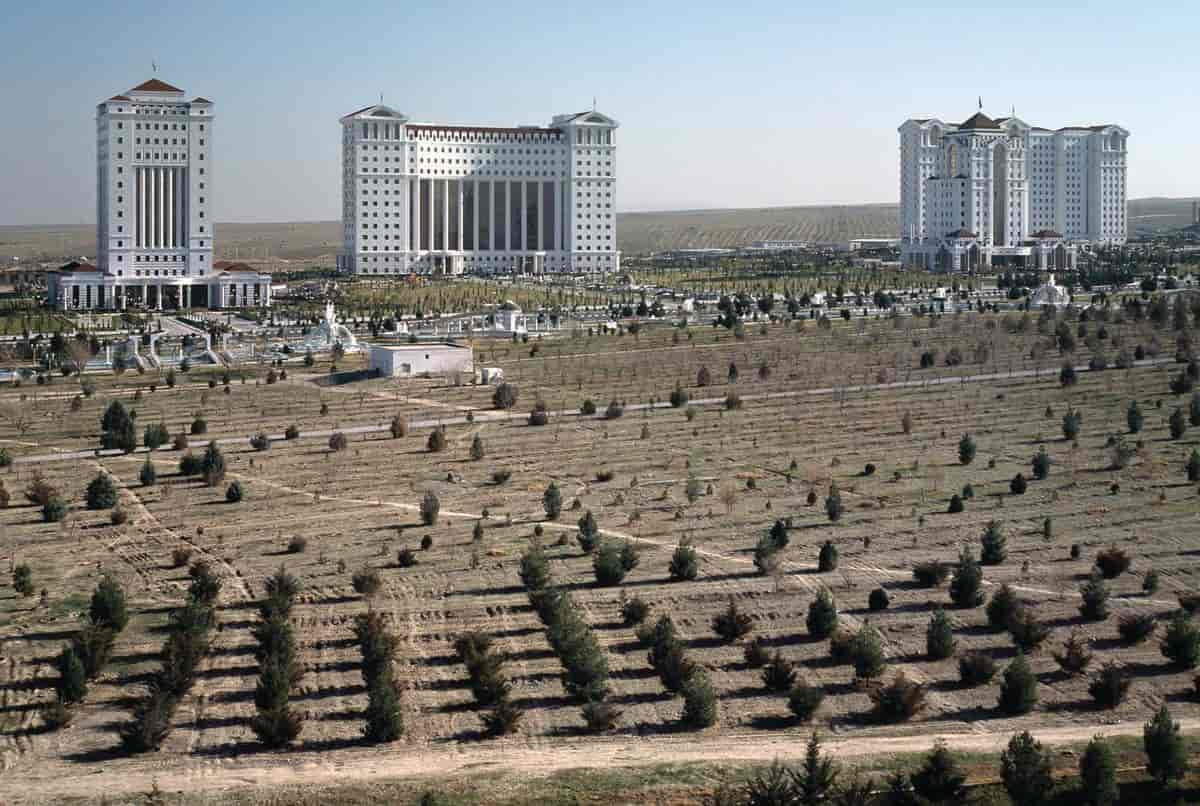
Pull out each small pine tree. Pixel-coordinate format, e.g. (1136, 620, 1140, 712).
(363, 675, 404, 743)
(850, 625, 886, 680)
(90, 574, 129, 633)
(1089, 662, 1131, 709)
(998, 652, 1038, 715)
(1161, 612, 1200, 668)
(824, 484, 843, 522)
(85, 472, 118, 510)
(762, 651, 797, 693)
(577, 510, 600, 553)
(925, 608, 956, 660)
(669, 538, 699, 581)
(1169, 407, 1187, 440)
(592, 541, 628, 586)
(787, 678, 825, 723)
(139, 456, 157, 486)
(1143, 705, 1187, 789)
(1080, 735, 1119, 806)
(680, 669, 718, 729)
(1187, 449, 1200, 483)
(817, 540, 838, 572)
(469, 434, 485, 461)
(55, 645, 88, 704)
(201, 442, 226, 486)
(958, 652, 997, 686)
(948, 546, 984, 608)
(711, 597, 754, 642)
(420, 490, 440, 526)
(1079, 571, 1111, 621)
(519, 543, 551, 591)
(1053, 631, 1094, 675)
(806, 588, 839, 640)
(910, 741, 966, 804)
(542, 481, 562, 520)
(1001, 730, 1054, 806)
(987, 584, 1021, 631)
(1032, 445, 1051, 480)
(958, 433, 976, 465)
(868, 587, 890, 611)
(1009, 607, 1051, 652)
(1128, 400, 1144, 433)
(980, 520, 1007, 565)
(793, 732, 840, 803)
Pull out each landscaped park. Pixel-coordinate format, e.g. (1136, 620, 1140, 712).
(2, 297, 1200, 804)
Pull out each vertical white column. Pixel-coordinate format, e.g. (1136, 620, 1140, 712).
(139, 168, 146, 248)
(442, 179, 449, 252)
(504, 182, 511, 253)
(400, 178, 409, 261)
(167, 168, 174, 249)
(536, 182, 543, 252)
(154, 167, 161, 249)
(473, 180, 479, 254)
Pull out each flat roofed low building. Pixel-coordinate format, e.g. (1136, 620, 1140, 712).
(369, 342, 473, 378)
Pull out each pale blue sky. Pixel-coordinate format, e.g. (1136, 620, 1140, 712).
(1, 0, 1196, 225)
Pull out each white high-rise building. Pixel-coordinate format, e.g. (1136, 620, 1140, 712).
(898, 110, 1128, 272)
(338, 105, 619, 276)
(48, 79, 271, 310)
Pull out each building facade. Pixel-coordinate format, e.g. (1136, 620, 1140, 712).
(898, 111, 1128, 272)
(338, 105, 619, 276)
(47, 79, 271, 310)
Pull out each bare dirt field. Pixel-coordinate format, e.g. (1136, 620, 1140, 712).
(1, 309, 1199, 804)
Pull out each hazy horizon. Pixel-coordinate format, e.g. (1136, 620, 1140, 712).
(2, 0, 1198, 227)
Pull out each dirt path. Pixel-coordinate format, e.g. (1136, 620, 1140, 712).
(7, 714, 1198, 803)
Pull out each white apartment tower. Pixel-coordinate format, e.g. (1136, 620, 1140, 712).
(899, 110, 1128, 272)
(338, 105, 619, 276)
(48, 79, 271, 310)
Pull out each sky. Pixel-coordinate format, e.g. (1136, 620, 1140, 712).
(1, 0, 1197, 226)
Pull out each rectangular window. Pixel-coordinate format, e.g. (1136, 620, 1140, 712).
(509, 181, 522, 250)
(463, 181, 475, 250)
(478, 181, 491, 249)
(419, 179, 430, 250)
(526, 181, 538, 250)
(541, 182, 554, 251)
(448, 180, 460, 250)
(494, 182, 506, 250)
(433, 180, 445, 250)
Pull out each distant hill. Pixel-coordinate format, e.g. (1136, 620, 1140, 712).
(2, 197, 1196, 263)
(614, 204, 899, 253)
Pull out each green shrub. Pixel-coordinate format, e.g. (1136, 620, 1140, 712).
(712, 597, 754, 642)
(817, 540, 838, 571)
(998, 652, 1038, 715)
(143, 422, 170, 450)
(806, 589, 838, 640)
(542, 482, 562, 520)
(139, 457, 157, 486)
(868, 672, 926, 722)
(762, 651, 797, 693)
(1001, 730, 1054, 806)
(926, 608, 956, 660)
(90, 574, 129, 632)
(948, 547, 984, 608)
(868, 587, 890, 611)
(225, 481, 244, 503)
(1161, 612, 1200, 668)
(980, 520, 1007, 565)
(958, 433, 976, 465)
(787, 678, 825, 722)
(1053, 631, 1093, 675)
(420, 490, 440, 526)
(1008, 607, 1051, 652)
(1080, 736, 1118, 806)
(850, 625, 886, 680)
(1118, 612, 1157, 644)
(680, 669, 718, 728)
(911, 741, 966, 803)
(958, 652, 997, 686)
(913, 561, 950, 588)
(55, 645, 88, 704)
(1079, 572, 1110, 621)
(1094, 546, 1131, 579)
(669, 538, 699, 581)
(1089, 662, 1131, 709)
(85, 472, 118, 510)
(1144, 705, 1187, 788)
